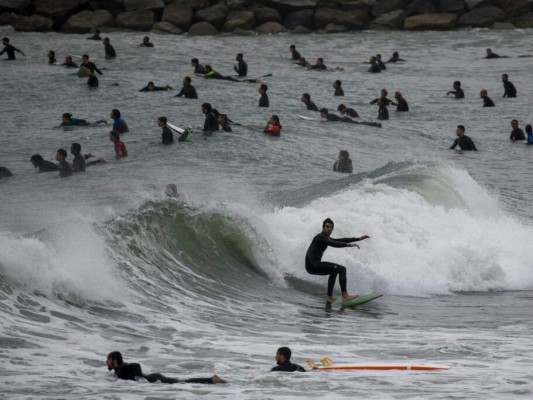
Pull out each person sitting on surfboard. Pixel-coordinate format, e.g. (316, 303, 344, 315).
(106, 351, 227, 384)
(305, 218, 370, 303)
(271, 347, 305, 372)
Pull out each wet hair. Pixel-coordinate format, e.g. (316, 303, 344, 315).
(339, 150, 350, 160)
(320, 108, 328, 114)
(334, 80, 341, 87)
(30, 154, 43, 165)
(453, 80, 461, 86)
(110, 130, 120, 141)
(147, 81, 154, 86)
(2, 37, 9, 43)
(56, 148, 67, 159)
(49, 50, 55, 57)
(107, 351, 123, 366)
(502, 73, 508, 79)
(337, 104, 346, 111)
(381, 88, 388, 95)
(260, 83, 268, 91)
(202, 102, 212, 112)
(271, 115, 281, 128)
(480, 89, 487, 96)
(302, 93, 311, 101)
(94, 29, 100, 34)
(376, 54, 382, 59)
(211, 108, 220, 118)
(277, 347, 292, 360)
(317, 57, 323, 63)
(511, 119, 518, 125)
(82, 54, 89, 59)
(103, 37, 109, 43)
(395, 91, 402, 98)
(62, 113, 72, 120)
(486, 48, 492, 52)
(457, 125, 465, 132)
(393, 51, 399, 57)
(526, 124, 532, 134)
(323, 218, 334, 227)
(236, 53, 243, 59)
(184, 76, 192, 83)
(111, 109, 120, 118)
(71, 143, 81, 155)
(204, 64, 212, 72)
(158, 116, 167, 124)
(143, 36, 149, 41)
(165, 184, 178, 198)
(290, 44, 295, 50)
(191, 58, 199, 64)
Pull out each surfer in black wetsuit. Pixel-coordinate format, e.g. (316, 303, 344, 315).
(320, 108, 354, 123)
(80, 55, 102, 75)
(376, 54, 386, 70)
(271, 347, 305, 373)
(191, 58, 205, 74)
(70, 143, 86, 173)
(103, 37, 116, 59)
(106, 351, 226, 384)
(333, 80, 344, 96)
(48, 50, 56, 64)
(158, 116, 173, 144)
(140, 81, 172, 92)
(218, 114, 232, 132)
(394, 91, 409, 112)
(485, 48, 506, 59)
(87, 29, 101, 40)
(296, 57, 309, 67)
(55, 149, 73, 178)
(175, 76, 198, 99)
(509, 119, 526, 141)
(305, 218, 370, 303)
(370, 89, 395, 120)
(501, 74, 517, 98)
(301, 93, 319, 112)
(337, 104, 359, 118)
(0, 167, 12, 178)
(30, 154, 59, 172)
(309, 57, 327, 70)
(234, 53, 247, 77)
(368, 56, 381, 73)
(203, 65, 240, 82)
(480, 89, 495, 107)
(1, 37, 25, 60)
(447, 80, 464, 98)
(386, 51, 405, 63)
(290, 44, 301, 61)
(62, 56, 78, 68)
(258, 84, 269, 107)
(450, 125, 477, 151)
(87, 68, 98, 88)
(334, 150, 353, 173)
(140, 36, 154, 47)
(202, 103, 220, 132)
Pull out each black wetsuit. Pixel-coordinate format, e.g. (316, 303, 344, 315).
(378, 104, 389, 120)
(368, 62, 381, 73)
(203, 112, 220, 132)
(88, 75, 98, 87)
(113, 363, 214, 384)
(141, 42, 154, 47)
(162, 126, 173, 144)
(0, 167, 13, 178)
(1, 44, 23, 60)
(370, 97, 394, 106)
(205, 71, 240, 82)
(510, 128, 525, 141)
(194, 65, 205, 74)
(503, 81, 517, 98)
(305, 101, 319, 112)
(344, 108, 358, 118)
(450, 89, 464, 99)
(105, 43, 116, 59)
(271, 361, 305, 372)
(334, 87, 344, 96)
(220, 121, 232, 132)
(309, 64, 327, 70)
(450, 135, 477, 151)
(377, 60, 386, 70)
(482, 96, 495, 107)
(176, 84, 198, 99)
(139, 86, 169, 92)
(58, 160, 73, 177)
(234, 60, 248, 77)
(396, 98, 409, 112)
(291, 50, 301, 60)
(325, 114, 341, 121)
(334, 159, 353, 173)
(48, 58, 56, 64)
(305, 232, 361, 296)
(485, 53, 503, 59)
(62, 61, 78, 68)
(82, 61, 102, 75)
(259, 93, 269, 107)
(386, 57, 405, 63)
(72, 154, 86, 173)
(37, 160, 59, 172)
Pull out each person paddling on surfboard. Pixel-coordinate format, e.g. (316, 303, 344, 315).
(305, 218, 369, 303)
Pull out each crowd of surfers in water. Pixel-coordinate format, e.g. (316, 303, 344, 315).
(1, 33, 532, 181)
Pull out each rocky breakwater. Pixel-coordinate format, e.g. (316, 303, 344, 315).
(1, 0, 532, 34)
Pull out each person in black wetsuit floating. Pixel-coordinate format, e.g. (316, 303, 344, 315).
(258, 84, 269, 107)
(305, 218, 370, 303)
(106, 351, 226, 384)
(450, 125, 477, 151)
(509, 119, 525, 141)
(271, 347, 305, 372)
(233, 53, 247, 77)
(501, 73, 517, 98)
(1, 37, 25, 60)
(447, 80, 464, 98)
(87, 29, 101, 40)
(479, 89, 495, 107)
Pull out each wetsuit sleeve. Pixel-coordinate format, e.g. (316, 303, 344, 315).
(331, 237, 358, 243)
(270, 366, 282, 372)
(116, 363, 143, 380)
(319, 235, 354, 248)
(469, 138, 478, 151)
(450, 139, 458, 149)
(94, 66, 103, 75)
(370, 98, 378, 104)
(176, 87, 185, 97)
(0, 47, 5, 55)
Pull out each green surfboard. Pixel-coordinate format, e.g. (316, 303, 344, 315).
(342, 293, 383, 308)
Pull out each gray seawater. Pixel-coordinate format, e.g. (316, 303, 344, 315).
(1, 27, 533, 399)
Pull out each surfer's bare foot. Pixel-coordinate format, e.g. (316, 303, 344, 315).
(342, 293, 358, 301)
(326, 295, 336, 303)
(212, 375, 227, 384)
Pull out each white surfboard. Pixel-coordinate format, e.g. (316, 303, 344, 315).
(167, 122, 185, 134)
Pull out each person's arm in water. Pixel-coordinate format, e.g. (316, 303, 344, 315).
(450, 138, 459, 150)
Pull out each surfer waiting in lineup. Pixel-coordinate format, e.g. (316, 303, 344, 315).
(290, 44, 301, 61)
(501, 73, 517, 98)
(333, 80, 344, 96)
(446, 80, 464, 98)
(175, 76, 198, 99)
(258, 84, 269, 107)
(450, 125, 477, 151)
(480, 89, 495, 107)
(301, 93, 319, 111)
(140, 36, 154, 47)
(233, 53, 247, 77)
(102, 37, 116, 59)
(271, 347, 305, 372)
(305, 218, 370, 303)
(1, 37, 25, 60)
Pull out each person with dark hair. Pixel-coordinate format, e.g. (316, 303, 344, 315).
(370, 89, 395, 121)
(263, 115, 281, 137)
(480, 89, 495, 107)
(139, 81, 172, 92)
(80, 55, 102, 75)
(234, 53, 248, 77)
(103, 37, 116, 59)
(191, 58, 205, 74)
(70, 143, 85, 173)
(376, 54, 386, 70)
(106, 351, 226, 384)
(175, 76, 198, 99)
(202, 103, 220, 132)
(258, 84, 269, 107)
(203, 65, 240, 82)
(502, 74, 517, 98)
(61, 113, 89, 126)
(140, 36, 154, 47)
(305, 219, 369, 302)
(87, 29, 101, 40)
(61, 56, 78, 68)
(394, 91, 409, 112)
(30, 154, 59, 172)
(320, 108, 341, 122)
(447, 81, 464, 98)
(271, 347, 305, 372)
(109, 131, 128, 157)
(218, 114, 232, 132)
(509, 119, 526, 141)
(334, 150, 353, 173)
(296, 57, 309, 67)
(333, 80, 344, 96)
(289, 44, 301, 61)
(48, 50, 56, 64)
(0, 167, 13, 178)
(337, 104, 359, 118)
(526, 124, 533, 144)
(55, 149, 73, 178)
(485, 48, 506, 59)
(386, 51, 405, 63)
(450, 125, 477, 151)
(368, 56, 381, 73)
(1, 37, 25, 60)
(158, 116, 173, 144)
(87, 68, 98, 88)
(309, 57, 327, 70)
(301, 93, 319, 111)
(110, 109, 129, 134)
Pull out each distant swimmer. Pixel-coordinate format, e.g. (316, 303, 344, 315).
(110, 109, 129, 134)
(218, 114, 232, 132)
(175, 76, 198, 99)
(480, 89, 495, 107)
(87, 68, 98, 87)
(368, 56, 381, 73)
(446, 80, 464, 98)
(86, 29, 102, 40)
(48, 50, 56, 64)
(526, 124, 533, 144)
(386, 51, 405, 63)
(376, 54, 386, 70)
(202, 103, 220, 133)
(191, 58, 205, 74)
(233, 53, 248, 77)
(140, 36, 154, 47)
(1, 37, 25, 60)
(509, 119, 526, 141)
(450, 125, 477, 151)
(80, 55, 102, 75)
(309, 57, 327, 70)
(333, 150, 353, 173)
(501, 73, 517, 98)
(139, 81, 172, 92)
(296, 57, 310, 67)
(263, 115, 281, 137)
(30, 154, 59, 172)
(102, 37, 116, 59)
(106, 351, 227, 384)
(70, 143, 104, 172)
(55, 149, 73, 178)
(337, 104, 359, 118)
(203, 65, 240, 82)
(0, 166, 13, 178)
(485, 48, 507, 59)
(301, 93, 319, 111)
(305, 218, 370, 303)
(60, 113, 105, 126)
(271, 347, 305, 373)
(333, 80, 344, 96)
(258, 83, 269, 107)
(394, 91, 409, 112)
(158, 116, 173, 144)
(61, 56, 78, 68)
(290, 44, 301, 61)
(370, 89, 395, 120)
(109, 130, 128, 157)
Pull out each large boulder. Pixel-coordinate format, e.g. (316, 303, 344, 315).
(188, 20, 218, 35)
(371, 0, 405, 16)
(162, 2, 192, 30)
(0, 12, 54, 30)
(194, 2, 228, 28)
(124, 0, 165, 11)
(34, 0, 80, 19)
(267, 0, 317, 10)
(116, 10, 154, 30)
(371, 9, 406, 28)
(491, 21, 515, 28)
(406, 0, 438, 15)
(404, 12, 457, 28)
(324, 23, 350, 32)
(284, 8, 314, 29)
(174, 0, 209, 10)
(0, 0, 30, 13)
(512, 11, 533, 27)
(62, 10, 114, 33)
(226, 0, 249, 8)
(152, 20, 183, 33)
(339, 0, 374, 12)
(255, 20, 288, 33)
(222, 10, 255, 31)
(89, 1, 124, 14)
(438, 0, 466, 13)
(458, 5, 505, 26)
(251, 6, 281, 24)
(314, 7, 370, 29)
(501, 0, 529, 18)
